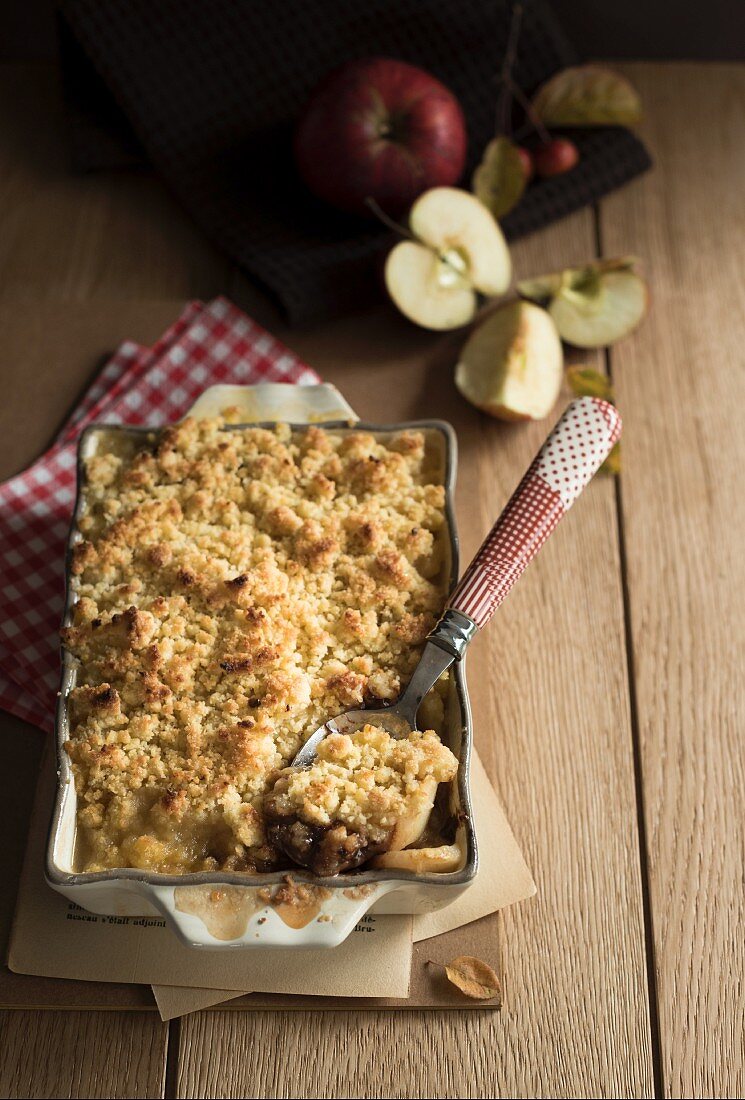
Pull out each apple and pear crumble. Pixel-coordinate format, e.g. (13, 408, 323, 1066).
(62, 417, 457, 875)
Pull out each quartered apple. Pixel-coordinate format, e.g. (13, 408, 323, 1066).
(455, 299, 563, 421)
(384, 187, 512, 330)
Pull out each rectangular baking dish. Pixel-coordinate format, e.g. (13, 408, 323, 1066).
(46, 413, 478, 948)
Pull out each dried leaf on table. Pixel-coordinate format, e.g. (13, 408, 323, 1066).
(565, 365, 620, 474)
(532, 65, 642, 127)
(429, 955, 503, 1001)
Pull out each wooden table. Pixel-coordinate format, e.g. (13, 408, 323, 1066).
(0, 62, 742, 1099)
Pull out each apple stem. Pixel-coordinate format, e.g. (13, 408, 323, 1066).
(495, 1, 523, 135)
(365, 197, 415, 240)
(507, 76, 552, 146)
(493, 2, 553, 148)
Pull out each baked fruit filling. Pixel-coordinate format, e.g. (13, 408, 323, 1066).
(62, 417, 457, 875)
(264, 724, 458, 875)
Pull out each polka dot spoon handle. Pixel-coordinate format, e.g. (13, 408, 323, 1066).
(448, 397, 622, 630)
(292, 398, 621, 768)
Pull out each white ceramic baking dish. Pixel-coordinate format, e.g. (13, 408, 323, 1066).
(46, 386, 477, 947)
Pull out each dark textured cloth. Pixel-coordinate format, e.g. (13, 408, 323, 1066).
(58, 0, 652, 326)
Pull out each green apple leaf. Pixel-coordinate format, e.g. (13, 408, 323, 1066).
(472, 137, 527, 220)
(566, 365, 614, 401)
(532, 65, 642, 127)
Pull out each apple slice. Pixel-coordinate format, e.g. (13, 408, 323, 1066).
(409, 187, 512, 296)
(387, 775, 439, 852)
(518, 258, 649, 348)
(384, 240, 478, 330)
(548, 270, 648, 348)
(372, 843, 463, 873)
(455, 300, 563, 421)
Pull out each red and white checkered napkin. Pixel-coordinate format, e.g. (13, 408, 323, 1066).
(0, 297, 319, 733)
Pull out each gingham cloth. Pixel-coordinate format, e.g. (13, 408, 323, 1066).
(0, 297, 319, 732)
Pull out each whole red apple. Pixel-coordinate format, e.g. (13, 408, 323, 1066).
(294, 58, 467, 218)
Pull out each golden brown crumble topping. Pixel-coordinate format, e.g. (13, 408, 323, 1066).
(264, 724, 458, 875)
(62, 419, 452, 874)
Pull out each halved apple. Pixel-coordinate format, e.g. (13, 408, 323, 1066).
(384, 241, 478, 330)
(455, 299, 563, 421)
(384, 187, 512, 330)
(410, 187, 512, 296)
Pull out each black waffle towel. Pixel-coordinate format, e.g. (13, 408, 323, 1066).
(58, 0, 651, 325)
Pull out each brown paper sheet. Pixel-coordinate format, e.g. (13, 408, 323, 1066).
(154, 986, 245, 1018)
(154, 911, 507, 1017)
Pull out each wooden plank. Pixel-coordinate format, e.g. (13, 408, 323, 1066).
(0, 1010, 168, 1099)
(181, 1007, 634, 1100)
(0, 63, 228, 475)
(181, 213, 654, 1098)
(600, 63, 745, 1100)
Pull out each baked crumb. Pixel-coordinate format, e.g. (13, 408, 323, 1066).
(264, 724, 458, 874)
(63, 419, 451, 873)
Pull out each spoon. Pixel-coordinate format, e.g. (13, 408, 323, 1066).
(291, 397, 622, 769)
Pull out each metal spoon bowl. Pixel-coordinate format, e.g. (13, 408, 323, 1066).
(290, 609, 473, 768)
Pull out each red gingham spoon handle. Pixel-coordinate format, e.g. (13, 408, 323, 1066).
(448, 397, 622, 629)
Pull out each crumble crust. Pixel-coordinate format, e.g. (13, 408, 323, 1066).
(62, 419, 451, 873)
(266, 725, 458, 840)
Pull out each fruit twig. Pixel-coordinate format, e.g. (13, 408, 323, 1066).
(365, 197, 415, 239)
(492, 1, 554, 148)
(495, 1, 523, 135)
(507, 76, 552, 146)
